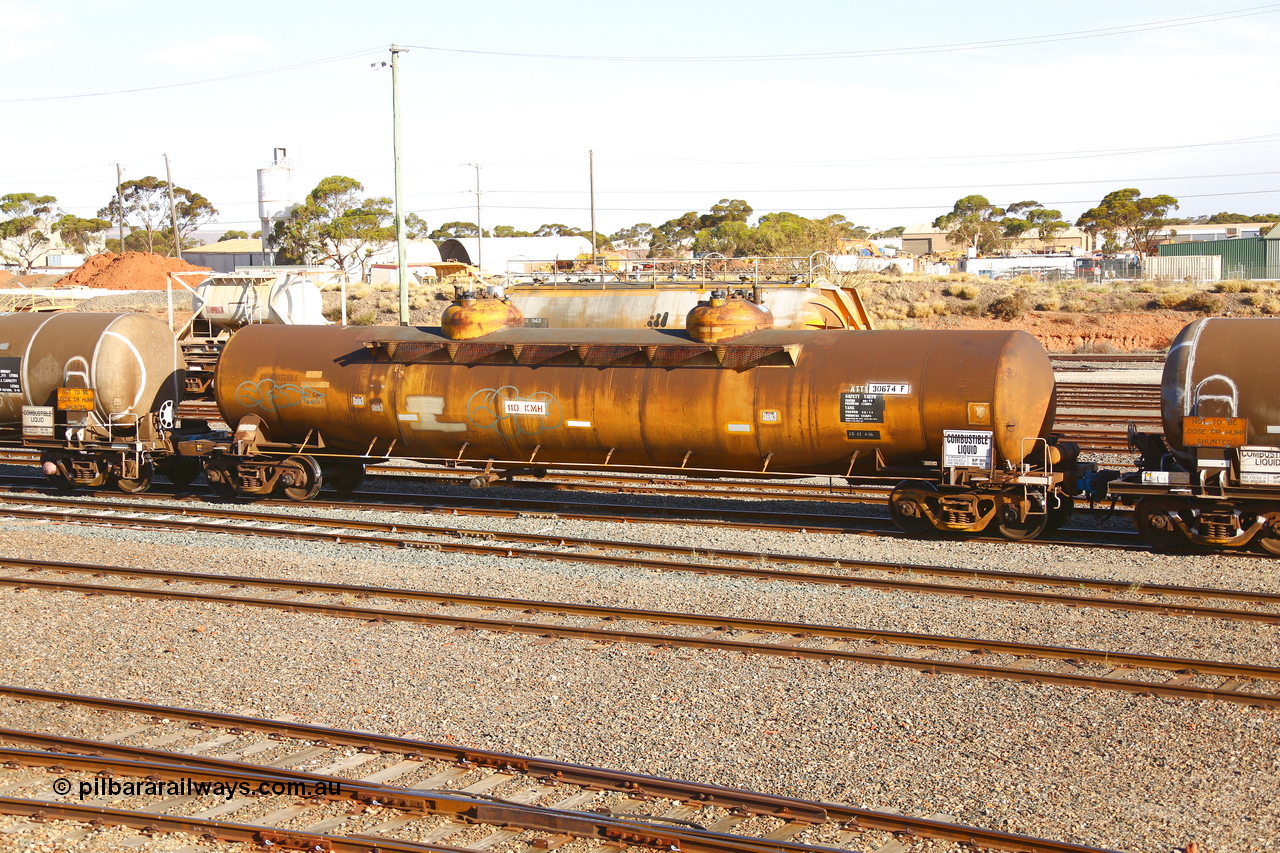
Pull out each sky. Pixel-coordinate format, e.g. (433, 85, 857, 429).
(3, 0, 1279, 239)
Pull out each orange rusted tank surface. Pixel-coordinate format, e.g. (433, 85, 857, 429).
(686, 291, 774, 343)
(214, 325, 1054, 475)
(440, 293, 524, 340)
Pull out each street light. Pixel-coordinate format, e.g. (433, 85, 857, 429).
(374, 45, 410, 325)
(468, 163, 483, 280)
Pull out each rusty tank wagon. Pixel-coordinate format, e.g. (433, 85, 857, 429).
(1109, 317, 1280, 553)
(1, 312, 193, 492)
(202, 292, 1077, 539)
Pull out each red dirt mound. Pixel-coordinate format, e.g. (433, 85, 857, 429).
(57, 252, 210, 291)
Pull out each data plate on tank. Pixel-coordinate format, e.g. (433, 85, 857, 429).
(0, 357, 21, 394)
(1239, 447, 1280, 473)
(943, 430, 993, 468)
(840, 392, 884, 424)
(1142, 470, 1190, 485)
(1241, 472, 1280, 486)
(1182, 416, 1246, 448)
(56, 388, 95, 411)
(21, 406, 54, 437)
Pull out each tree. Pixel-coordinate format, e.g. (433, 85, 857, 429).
(219, 230, 249, 241)
(429, 221, 480, 239)
(172, 187, 218, 250)
(648, 211, 701, 257)
(698, 198, 753, 230)
(1075, 188, 1179, 256)
(97, 176, 218, 256)
(1027, 207, 1071, 252)
(532, 223, 581, 237)
(933, 195, 1006, 254)
(492, 224, 532, 238)
(0, 193, 58, 273)
(871, 225, 905, 239)
(52, 214, 111, 254)
(610, 222, 653, 249)
(272, 176, 395, 280)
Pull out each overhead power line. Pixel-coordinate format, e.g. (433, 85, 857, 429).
(0, 47, 385, 103)
(407, 5, 1280, 62)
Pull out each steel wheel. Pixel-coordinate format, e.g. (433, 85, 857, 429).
(995, 508, 1048, 541)
(280, 455, 323, 502)
(1134, 496, 1190, 550)
(889, 480, 937, 536)
(115, 460, 154, 494)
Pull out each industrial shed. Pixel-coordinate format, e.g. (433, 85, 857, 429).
(1156, 224, 1280, 279)
(182, 239, 275, 273)
(438, 236, 593, 276)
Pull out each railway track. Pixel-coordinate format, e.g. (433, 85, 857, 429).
(0, 480, 1155, 556)
(0, 686, 1119, 853)
(3, 557, 1278, 707)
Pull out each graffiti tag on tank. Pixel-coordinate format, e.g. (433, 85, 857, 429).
(467, 386, 563, 435)
(236, 379, 327, 412)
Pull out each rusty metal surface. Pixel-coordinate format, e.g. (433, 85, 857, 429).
(214, 326, 1054, 474)
(0, 313, 184, 428)
(440, 294, 524, 340)
(506, 281, 871, 331)
(1162, 318, 1280, 458)
(686, 292, 773, 343)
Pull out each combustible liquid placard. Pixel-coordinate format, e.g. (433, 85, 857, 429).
(1182, 416, 1247, 448)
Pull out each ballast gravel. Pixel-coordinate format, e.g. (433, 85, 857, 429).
(0, 490, 1276, 852)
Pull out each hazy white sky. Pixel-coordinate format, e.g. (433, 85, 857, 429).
(3, 0, 1278, 236)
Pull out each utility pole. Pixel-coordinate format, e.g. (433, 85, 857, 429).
(164, 154, 181, 259)
(469, 163, 483, 279)
(390, 45, 409, 325)
(112, 164, 124, 251)
(589, 150, 597, 262)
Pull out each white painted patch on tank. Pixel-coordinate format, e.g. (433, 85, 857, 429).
(404, 395, 466, 432)
(19, 313, 56, 405)
(1192, 374, 1239, 417)
(93, 329, 149, 413)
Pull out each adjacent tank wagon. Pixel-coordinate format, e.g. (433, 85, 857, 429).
(2, 312, 190, 491)
(1110, 317, 1280, 553)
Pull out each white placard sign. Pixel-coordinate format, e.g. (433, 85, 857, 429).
(504, 400, 548, 416)
(22, 405, 54, 437)
(867, 383, 911, 395)
(1239, 447, 1280, 474)
(943, 430, 993, 468)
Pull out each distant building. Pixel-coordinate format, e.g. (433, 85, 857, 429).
(182, 238, 275, 273)
(438, 236, 594, 276)
(899, 223, 1094, 256)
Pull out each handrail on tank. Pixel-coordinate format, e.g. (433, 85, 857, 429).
(497, 255, 832, 288)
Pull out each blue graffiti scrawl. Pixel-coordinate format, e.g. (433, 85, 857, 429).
(236, 379, 326, 412)
(467, 386, 562, 435)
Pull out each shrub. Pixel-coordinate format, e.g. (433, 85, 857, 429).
(1249, 295, 1280, 314)
(986, 290, 1030, 321)
(1034, 292, 1062, 311)
(349, 285, 370, 300)
(944, 283, 980, 299)
(1214, 280, 1259, 293)
(907, 301, 935, 318)
(350, 310, 378, 326)
(1156, 291, 1191, 309)
(321, 306, 344, 322)
(1011, 274, 1038, 285)
(1176, 291, 1222, 313)
(1075, 340, 1120, 354)
(377, 297, 398, 313)
(1063, 298, 1088, 312)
